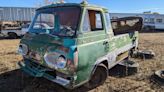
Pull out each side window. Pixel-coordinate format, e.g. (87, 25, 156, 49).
(88, 10, 103, 31)
(150, 18, 155, 23)
(82, 10, 91, 32)
(156, 19, 163, 23)
(95, 13, 102, 29)
(144, 18, 149, 23)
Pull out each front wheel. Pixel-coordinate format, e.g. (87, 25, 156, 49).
(85, 64, 108, 89)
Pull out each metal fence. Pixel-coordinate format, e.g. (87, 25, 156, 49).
(0, 7, 36, 22)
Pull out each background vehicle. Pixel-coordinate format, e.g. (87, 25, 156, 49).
(1, 28, 22, 38)
(18, 1, 142, 89)
(0, 23, 48, 38)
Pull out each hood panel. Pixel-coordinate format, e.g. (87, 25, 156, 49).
(20, 33, 76, 63)
(21, 33, 75, 50)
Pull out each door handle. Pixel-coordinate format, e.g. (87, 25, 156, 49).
(103, 41, 109, 45)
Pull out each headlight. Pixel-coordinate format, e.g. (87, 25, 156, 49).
(56, 55, 67, 69)
(18, 44, 28, 56)
(44, 52, 67, 69)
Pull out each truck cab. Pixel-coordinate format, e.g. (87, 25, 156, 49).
(18, 2, 140, 89)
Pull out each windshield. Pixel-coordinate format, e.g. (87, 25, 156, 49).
(29, 7, 81, 37)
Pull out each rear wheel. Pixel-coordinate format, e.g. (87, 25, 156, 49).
(85, 64, 108, 89)
(8, 33, 18, 39)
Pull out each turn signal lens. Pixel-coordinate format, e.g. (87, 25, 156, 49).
(74, 51, 78, 68)
(18, 44, 28, 56)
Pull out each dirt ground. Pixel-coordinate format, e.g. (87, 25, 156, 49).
(0, 33, 164, 92)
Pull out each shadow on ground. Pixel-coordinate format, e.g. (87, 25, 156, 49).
(0, 67, 163, 92)
(0, 37, 20, 40)
(0, 64, 137, 92)
(0, 69, 106, 92)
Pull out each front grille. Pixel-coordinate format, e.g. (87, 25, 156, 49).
(24, 59, 71, 81)
(25, 59, 48, 71)
(29, 51, 36, 58)
(26, 59, 57, 78)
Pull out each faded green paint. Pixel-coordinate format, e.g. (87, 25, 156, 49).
(21, 34, 76, 75)
(18, 2, 139, 89)
(76, 30, 109, 84)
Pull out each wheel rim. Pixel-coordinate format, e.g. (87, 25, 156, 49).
(89, 66, 107, 87)
(90, 69, 103, 84)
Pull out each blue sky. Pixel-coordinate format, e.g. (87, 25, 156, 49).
(0, 0, 164, 14)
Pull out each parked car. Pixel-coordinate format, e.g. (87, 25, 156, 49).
(18, 2, 142, 89)
(1, 28, 23, 39)
(0, 23, 51, 39)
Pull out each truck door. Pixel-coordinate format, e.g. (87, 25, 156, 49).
(76, 9, 109, 83)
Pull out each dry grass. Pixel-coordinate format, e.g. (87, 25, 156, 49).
(0, 39, 22, 73)
(0, 33, 164, 92)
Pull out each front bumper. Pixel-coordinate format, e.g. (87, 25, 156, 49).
(18, 60, 74, 88)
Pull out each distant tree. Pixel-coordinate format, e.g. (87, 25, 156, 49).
(143, 11, 151, 14)
(153, 12, 160, 14)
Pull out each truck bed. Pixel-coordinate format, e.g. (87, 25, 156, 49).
(111, 17, 143, 35)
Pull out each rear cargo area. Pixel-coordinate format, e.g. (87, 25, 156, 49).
(111, 17, 143, 35)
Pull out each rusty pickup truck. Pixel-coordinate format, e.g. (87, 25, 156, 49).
(18, 1, 142, 89)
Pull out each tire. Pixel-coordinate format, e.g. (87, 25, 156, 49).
(139, 50, 155, 59)
(8, 33, 18, 39)
(133, 50, 155, 59)
(85, 64, 108, 89)
(154, 70, 164, 82)
(117, 60, 139, 76)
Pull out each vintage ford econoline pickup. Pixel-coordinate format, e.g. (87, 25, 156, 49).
(18, 1, 142, 89)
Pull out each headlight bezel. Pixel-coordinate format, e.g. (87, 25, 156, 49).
(44, 52, 67, 69)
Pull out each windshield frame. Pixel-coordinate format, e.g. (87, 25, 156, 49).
(29, 6, 82, 38)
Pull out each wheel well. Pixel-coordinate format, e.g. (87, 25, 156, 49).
(100, 60, 108, 69)
(8, 32, 17, 35)
(92, 60, 109, 74)
(89, 60, 108, 81)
